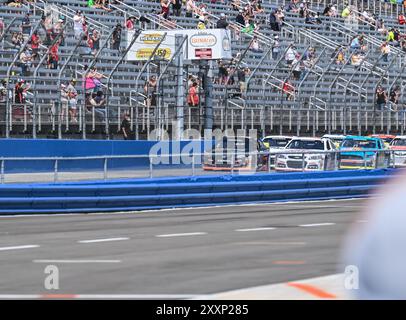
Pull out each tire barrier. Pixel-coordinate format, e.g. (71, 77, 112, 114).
(0, 169, 394, 214)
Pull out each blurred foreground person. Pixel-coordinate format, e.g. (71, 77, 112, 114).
(343, 172, 406, 299)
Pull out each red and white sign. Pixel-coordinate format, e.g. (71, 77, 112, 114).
(195, 48, 212, 59)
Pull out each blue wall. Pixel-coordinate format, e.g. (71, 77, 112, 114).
(0, 139, 207, 172)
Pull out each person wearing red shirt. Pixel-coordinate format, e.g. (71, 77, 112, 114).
(187, 82, 199, 107)
(30, 31, 40, 60)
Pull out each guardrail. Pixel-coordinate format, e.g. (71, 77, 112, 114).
(0, 148, 401, 184)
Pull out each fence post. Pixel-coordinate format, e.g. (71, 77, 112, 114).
(104, 157, 108, 181)
(192, 154, 195, 177)
(149, 155, 153, 178)
(301, 153, 305, 172)
(0, 160, 4, 184)
(54, 159, 58, 183)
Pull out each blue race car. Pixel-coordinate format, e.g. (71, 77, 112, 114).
(338, 136, 389, 169)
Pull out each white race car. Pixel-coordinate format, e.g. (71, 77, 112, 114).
(390, 136, 406, 167)
(261, 135, 294, 168)
(275, 137, 337, 172)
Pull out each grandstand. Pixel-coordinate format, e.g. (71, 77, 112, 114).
(1, 0, 406, 139)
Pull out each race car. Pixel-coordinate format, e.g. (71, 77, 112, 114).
(389, 136, 406, 167)
(368, 134, 395, 149)
(322, 134, 346, 148)
(339, 135, 389, 169)
(203, 136, 268, 171)
(275, 137, 337, 172)
(260, 135, 294, 168)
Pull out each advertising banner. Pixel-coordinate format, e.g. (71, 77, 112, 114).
(127, 29, 232, 61)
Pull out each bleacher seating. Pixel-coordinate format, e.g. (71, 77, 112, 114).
(1, 0, 406, 139)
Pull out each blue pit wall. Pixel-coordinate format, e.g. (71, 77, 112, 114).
(0, 138, 207, 172)
(0, 139, 395, 214)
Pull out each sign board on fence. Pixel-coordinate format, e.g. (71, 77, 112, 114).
(126, 29, 232, 61)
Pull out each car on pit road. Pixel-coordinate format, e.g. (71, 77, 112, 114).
(274, 137, 337, 172)
(389, 136, 406, 167)
(203, 136, 268, 171)
(260, 135, 294, 168)
(338, 135, 389, 169)
(369, 134, 396, 149)
(322, 134, 346, 148)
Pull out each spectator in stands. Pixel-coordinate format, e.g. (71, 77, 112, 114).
(242, 20, 256, 35)
(19, 48, 32, 76)
(0, 80, 7, 105)
(236, 10, 245, 26)
(112, 24, 122, 51)
(266, 35, 277, 59)
(88, 91, 107, 122)
(349, 35, 361, 52)
(144, 75, 157, 108)
(341, 5, 351, 18)
(66, 79, 78, 122)
(285, 0, 299, 13)
(85, 67, 104, 93)
(351, 51, 362, 66)
(14, 79, 29, 105)
(401, 40, 406, 53)
(282, 80, 294, 101)
(7, 0, 22, 6)
(238, 67, 250, 97)
(334, 46, 345, 65)
(381, 41, 390, 62)
(292, 54, 302, 80)
(11, 32, 23, 48)
(399, 13, 405, 25)
(186, 0, 195, 17)
(53, 19, 65, 46)
(376, 85, 387, 111)
(172, 0, 182, 17)
(187, 82, 199, 107)
(94, 0, 112, 12)
(387, 28, 398, 46)
(217, 13, 229, 29)
(250, 36, 263, 53)
(160, 0, 171, 19)
(269, 10, 280, 31)
(285, 45, 297, 66)
(21, 13, 32, 36)
(390, 86, 401, 106)
(0, 19, 4, 39)
(121, 113, 133, 140)
(126, 16, 136, 30)
(48, 43, 59, 69)
(217, 61, 228, 85)
(73, 10, 85, 39)
(90, 29, 100, 55)
(373, 17, 384, 33)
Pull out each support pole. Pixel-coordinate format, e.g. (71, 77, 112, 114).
(174, 34, 184, 141)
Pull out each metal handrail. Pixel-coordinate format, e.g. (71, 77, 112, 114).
(5, 20, 42, 139)
(32, 30, 65, 138)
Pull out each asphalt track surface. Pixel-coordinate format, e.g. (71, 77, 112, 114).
(0, 199, 368, 297)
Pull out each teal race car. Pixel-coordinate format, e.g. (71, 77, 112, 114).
(338, 136, 390, 169)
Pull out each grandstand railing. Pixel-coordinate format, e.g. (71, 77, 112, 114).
(0, 148, 399, 184)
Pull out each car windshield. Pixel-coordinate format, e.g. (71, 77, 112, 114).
(391, 139, 406, 146)
(215, 138, 254, 152)
(286, 140, 324, 150)
(263, 138, 291, 147)
(341, 139, 377, 149)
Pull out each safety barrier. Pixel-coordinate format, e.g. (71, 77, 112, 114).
(0, 169, 394, 214)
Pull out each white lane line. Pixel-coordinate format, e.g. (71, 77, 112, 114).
(78, 237, 129, 244)
(0, 245, 39, 252)
(235, 227, 276, 232)
(299, 223, 335, 227)
(32, 260, 121, 264)
(155, 232, 207, 238)
(356, 220, 368, 223)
